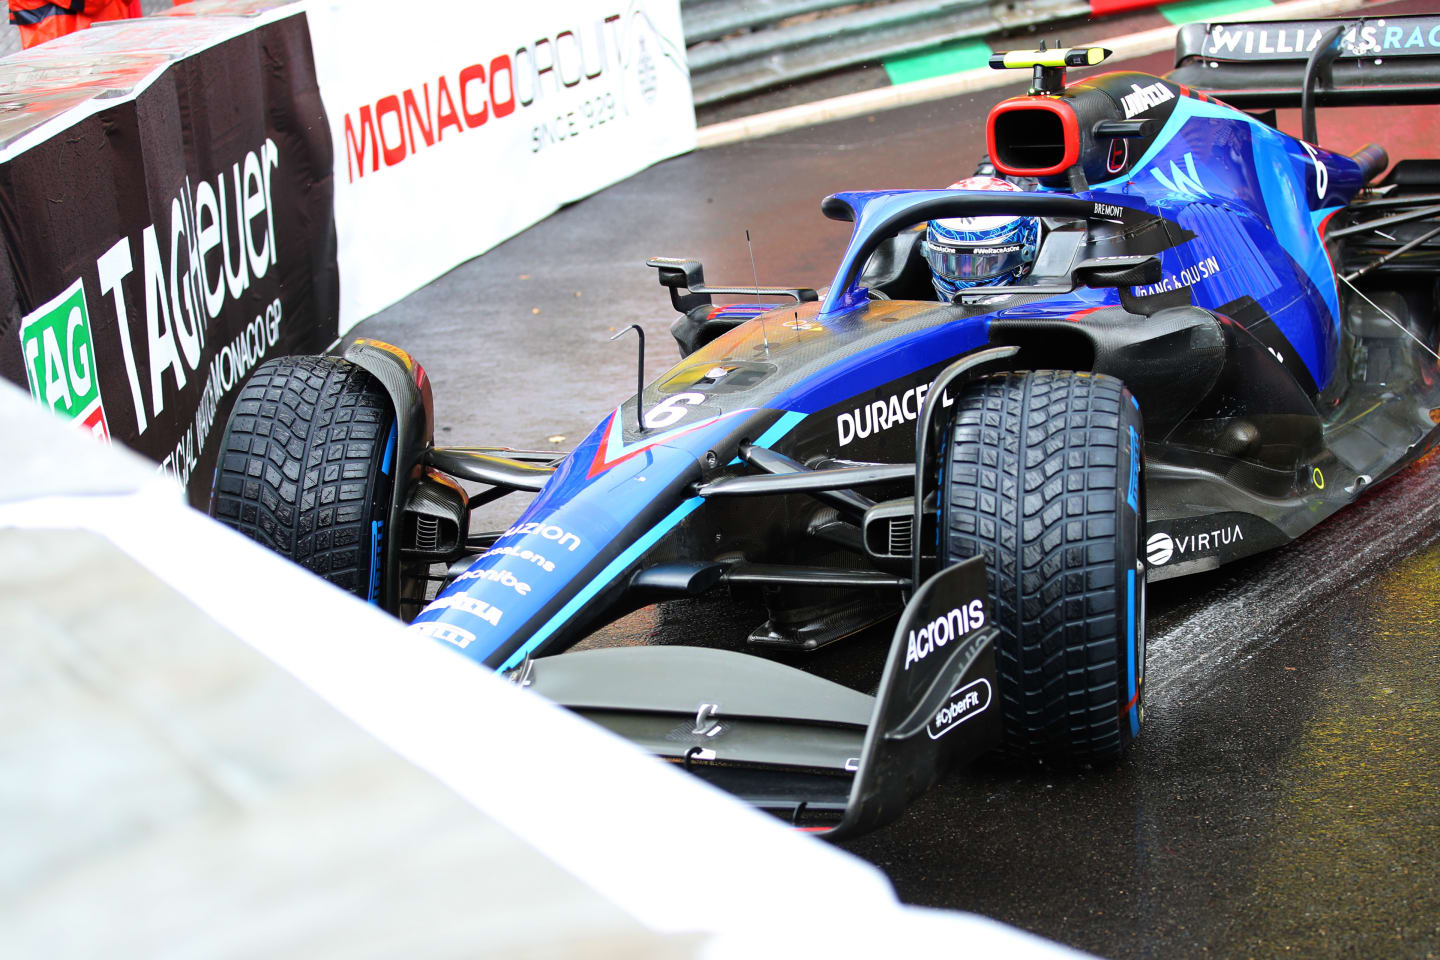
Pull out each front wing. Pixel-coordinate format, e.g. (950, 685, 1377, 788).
(513, 556, 1001, 839)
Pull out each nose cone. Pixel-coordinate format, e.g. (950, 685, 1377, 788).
(410, 402, 762, 670)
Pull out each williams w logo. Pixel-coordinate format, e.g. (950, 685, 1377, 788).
(1150, 152, 1211, 198)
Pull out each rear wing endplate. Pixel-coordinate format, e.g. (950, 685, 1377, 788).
(512, 555, 1000, 841)
(1167, 14, 1440, 108)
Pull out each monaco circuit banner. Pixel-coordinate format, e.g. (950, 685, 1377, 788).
(0, 7, 339, 507)
(304, 0, 696, 329)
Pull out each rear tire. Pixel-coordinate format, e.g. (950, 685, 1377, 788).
(210, 355, 398, 605)
(940, 370, 1145, 763)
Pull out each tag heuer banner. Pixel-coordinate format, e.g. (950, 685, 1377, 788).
(0, 7, 339, 507)
(0, 1, 698, 506)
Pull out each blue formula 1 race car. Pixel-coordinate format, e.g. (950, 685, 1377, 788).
(211, 15, 1440, 838)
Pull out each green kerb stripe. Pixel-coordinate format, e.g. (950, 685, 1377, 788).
(883, 39, 991, 86)
(1159, 0, 1274, 26)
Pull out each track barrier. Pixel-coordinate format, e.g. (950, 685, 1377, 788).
(0, 0, 694, 506)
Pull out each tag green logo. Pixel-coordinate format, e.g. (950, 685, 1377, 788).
(19, 278, 111, 442)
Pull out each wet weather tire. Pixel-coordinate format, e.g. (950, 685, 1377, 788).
(940, 370, 1146, 763)
(210, 355, 398, 605)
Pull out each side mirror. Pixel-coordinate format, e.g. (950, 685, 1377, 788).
(1073, 255, 1162, 288)
(646, 256, 819, 315)
(647, 257, 712, 313)
(1073, 255, 1179, 317)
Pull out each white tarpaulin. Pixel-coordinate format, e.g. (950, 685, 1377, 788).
(305, 0, 697, 331)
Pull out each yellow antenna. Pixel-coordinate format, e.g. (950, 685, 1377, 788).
(988, 46, 1112, 94)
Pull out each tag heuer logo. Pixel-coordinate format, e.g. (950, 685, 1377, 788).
(19, 278, 111, 443)
(635, 35, 658, 105)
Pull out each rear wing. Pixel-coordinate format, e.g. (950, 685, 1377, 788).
(512, 555, 1000, 841)
(1166, 14, 1440, 108)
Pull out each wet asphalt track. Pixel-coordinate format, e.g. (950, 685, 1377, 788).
(347, 19, 1440, 959)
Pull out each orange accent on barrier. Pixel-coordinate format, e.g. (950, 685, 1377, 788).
(11, 0, 135, 49)
(1089, 0, 1166, 16)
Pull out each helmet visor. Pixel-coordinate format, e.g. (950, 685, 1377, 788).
(922, 240, 1028, 282)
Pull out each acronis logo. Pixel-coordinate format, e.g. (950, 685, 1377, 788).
(1150, 152, 1211, 198)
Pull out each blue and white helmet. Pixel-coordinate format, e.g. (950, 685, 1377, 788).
(924, 176, 1040, 300)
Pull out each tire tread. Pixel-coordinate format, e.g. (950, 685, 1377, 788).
(211, 356, 392, 598)
(944, 370, 1136, 761)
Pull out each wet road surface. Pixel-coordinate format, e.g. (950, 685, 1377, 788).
(843, 450, 1440, 959)
(349, 15, 1440, 958)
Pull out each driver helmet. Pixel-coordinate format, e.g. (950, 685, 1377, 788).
(924, 176, 1040, 300)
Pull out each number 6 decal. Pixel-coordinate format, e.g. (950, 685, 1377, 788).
(644, 392, 705, 429)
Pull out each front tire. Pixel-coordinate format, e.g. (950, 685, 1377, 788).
(940, 370, 1145, 763)
(211, 355, 398, 606)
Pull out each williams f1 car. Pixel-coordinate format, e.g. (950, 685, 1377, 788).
(211, 15, 1440, 838)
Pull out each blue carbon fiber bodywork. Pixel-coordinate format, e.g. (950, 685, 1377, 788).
(1090, 95, 1364, 388)
(411, 407, 770, 667)
(770, 312, 992, 413)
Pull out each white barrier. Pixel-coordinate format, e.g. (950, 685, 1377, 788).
(305, 0, 696, 330)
